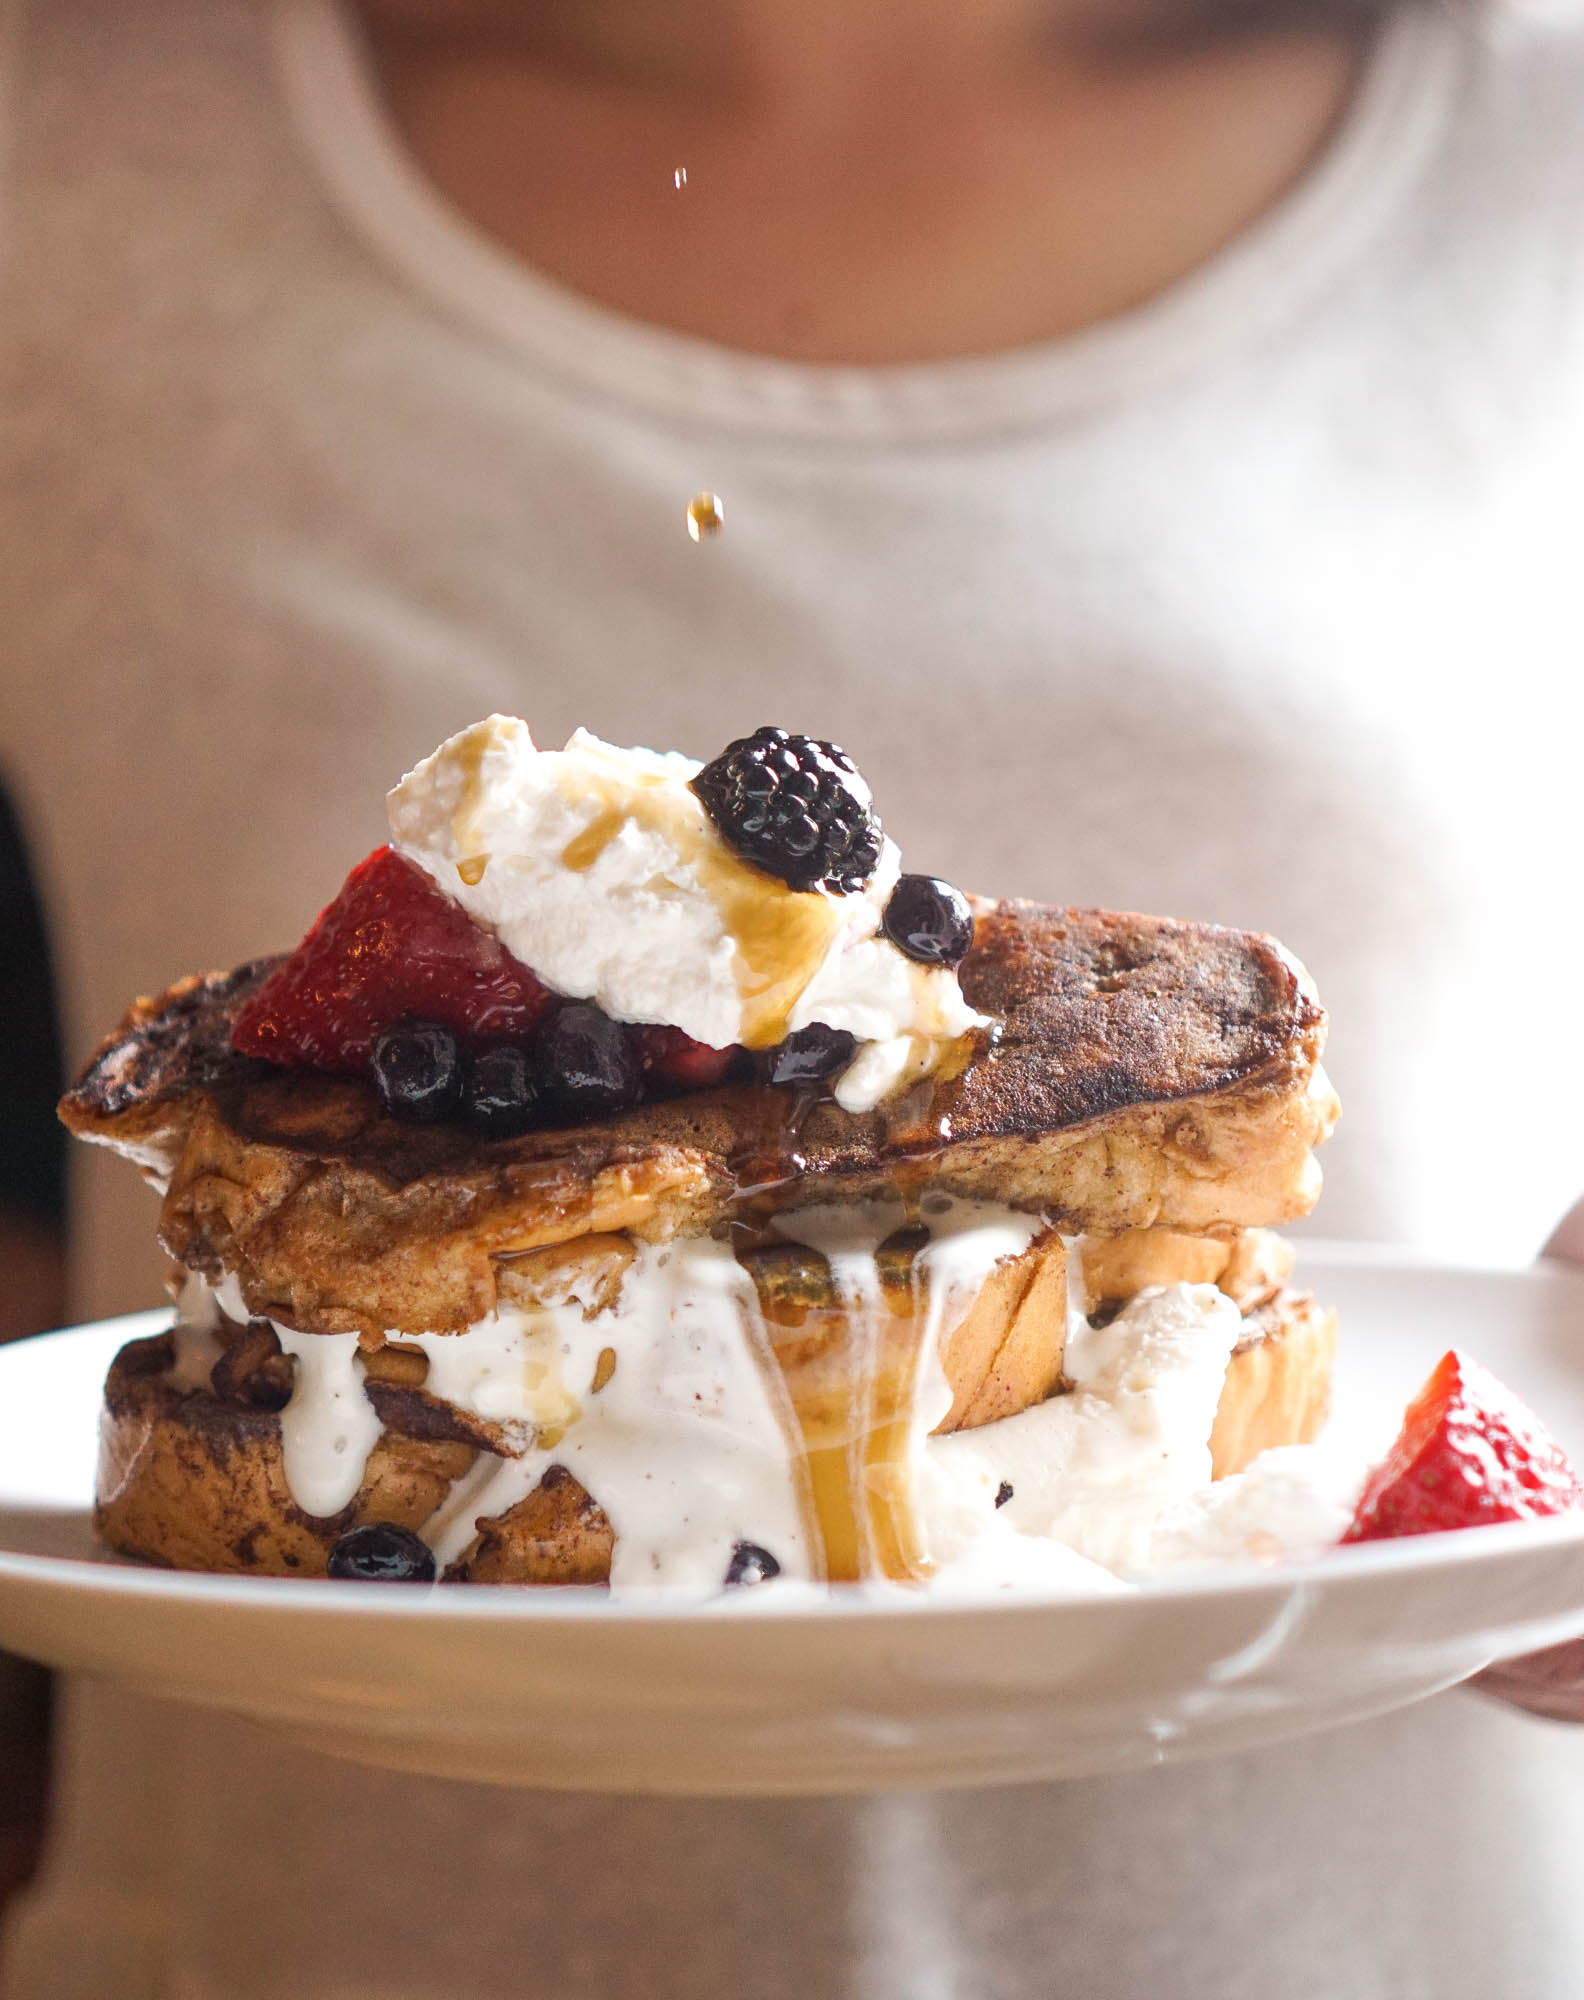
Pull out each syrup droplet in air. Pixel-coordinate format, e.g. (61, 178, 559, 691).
(674, 166, 688, 190)
(687, 492, 725, 541)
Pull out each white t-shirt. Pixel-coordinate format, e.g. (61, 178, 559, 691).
(3, 0, 1583, 1320)
(3, 4, 1584, 1997)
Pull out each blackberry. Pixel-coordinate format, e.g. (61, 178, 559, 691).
(370, 1019, 464, 1123)
(326, 1522, 436, 1583)
(723, 1541, 782, 1588)
(764, 1023, 856, 1089)
(881, 875, 974, 968)
(538, 1003, 643, 1121)
(464, 1042, 544, 1138)
(691, 728, 882, 893)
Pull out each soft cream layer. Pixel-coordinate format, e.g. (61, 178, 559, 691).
(173, 1232, 1361, 1595)
(386, 718, 984, 1108)
(925, 1284, 1359, 1585)
(182, 1197, 1044, 1594)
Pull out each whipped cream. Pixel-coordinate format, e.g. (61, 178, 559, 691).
(386, 717, 984, 1111)
(926, 1282, 1366, 1581)
(1145, 1443, 1364, 1570)
(417, 1235, 817, 1594)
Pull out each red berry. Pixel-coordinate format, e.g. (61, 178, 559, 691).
(231, 847, 555, 1073)
(636, 1024, 738, 1091)
(1344, 1349, 1584, 1543)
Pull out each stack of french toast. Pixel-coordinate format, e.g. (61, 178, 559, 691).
(63, 896, 1338, 1587)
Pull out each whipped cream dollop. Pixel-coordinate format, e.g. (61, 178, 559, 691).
(386, 717, 984, 1111)
(926, 1282, 1364, 1582)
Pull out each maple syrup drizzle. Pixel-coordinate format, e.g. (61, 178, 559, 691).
(842, 1229, 933, 1583)
(725, 1085, 824, 1203)
(736, 1205, 948, 1585)
(446, 718, 499, 863)
(552, 768, 846, 1047)
(559, 806, 627, 874)
(687, 492, 725, 540)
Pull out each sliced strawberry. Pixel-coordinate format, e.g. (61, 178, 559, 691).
(636, 1023, 739, 1091)
(1344, 1349, 1584, 1543)
(231, 846, 555, 1072)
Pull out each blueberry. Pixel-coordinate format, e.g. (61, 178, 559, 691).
(995, 1481, 1014, 1510)
(326, 1522, 436, 1583)
(370, 1019, 464, 1123)
(723, 1541, 782, 1588)
(764, 1023, 857, 1089)
(464, 1042, 544, 1138)
(881, 875, 975, 967)
(691, 728, 882, 893)
(537, 1003, 642, 1122)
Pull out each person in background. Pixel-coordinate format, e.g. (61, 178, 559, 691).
(0, 783, 66, 1344)
(0, 782, 63, 1940)
(3, 0, 1584, 1993)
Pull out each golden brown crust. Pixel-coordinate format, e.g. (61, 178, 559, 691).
(1210, 1291, 1336, 1479)
(60, 905, 1335, 1337)
(1076, 1225, 1295, 1314)
(96, 1332, 478, 1574)
(938, 1232, 1073, 1432)
(159, 1095, 716, 1339)
(448, 1465, 615, 1585)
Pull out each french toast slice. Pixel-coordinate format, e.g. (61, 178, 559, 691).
(61, 901, 1336, 1339)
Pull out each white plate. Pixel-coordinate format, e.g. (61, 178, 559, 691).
(3, 1246, 1584, 1796)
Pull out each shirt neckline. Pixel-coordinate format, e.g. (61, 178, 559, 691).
(271, 0, 1464, 444)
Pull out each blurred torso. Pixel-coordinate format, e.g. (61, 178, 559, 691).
(2, 0, 1582, 1313)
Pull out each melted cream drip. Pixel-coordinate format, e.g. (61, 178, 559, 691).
(271, 1330, 386, 1519)
(420, 1198, 1039, 1591)
(760, 1197, 1040, 1583)
(417, 1235, 814, 1594)
(1063, 1234, 1090, 1348)
(211, 1275, 384, 1520)
(167, 1249, 1358, 1592)
(168, 1272, 225, 1390)
(182, 1202, 1039, 1590)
